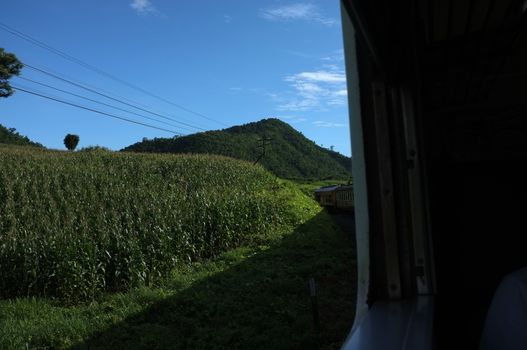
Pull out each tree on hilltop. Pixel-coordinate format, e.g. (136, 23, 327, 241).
(64, 134, 80, 151)
(0, 48, 23, 98)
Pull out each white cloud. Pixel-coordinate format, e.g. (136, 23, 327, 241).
(321, 63, 341, 71)
(296, 82, 324, 94)
(320, 49, 345, 62)
(277, 116, 307, 124)
(130, 0, 156, 14)
(261, 3, 314, 20)
(260, 3, 336, 26)
(328, 89, 348, 106)
(277, 69, 348, 111)
(313, 121, 347, 128)
(284, 50, 319, 59)
(279, 99, 319, 111)
(224, 15, 232, 23)
(287, 70, 346, 84)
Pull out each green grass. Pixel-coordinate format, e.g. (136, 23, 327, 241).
(0, 209, 356, 350)
(0, 145, 357, 349)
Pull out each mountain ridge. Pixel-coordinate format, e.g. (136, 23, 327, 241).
(122, 118, 352, 180)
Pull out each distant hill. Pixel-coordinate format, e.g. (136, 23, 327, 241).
(0, 123, 43, 147)
(122, 118, 352, 180)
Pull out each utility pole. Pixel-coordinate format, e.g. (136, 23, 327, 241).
(254, 136, 272, 165)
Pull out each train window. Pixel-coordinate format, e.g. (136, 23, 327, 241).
(340, 0, 436, 348)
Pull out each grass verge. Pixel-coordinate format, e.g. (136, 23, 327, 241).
(0, 207, 356, 350)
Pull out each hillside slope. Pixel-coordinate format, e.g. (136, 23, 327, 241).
(123, 118, 352, 180)
(0, 123, 43, 147)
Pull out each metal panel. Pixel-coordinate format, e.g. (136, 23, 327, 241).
(371, 81, 402, 299)
(340, 0, 370, 334)
(340, 296, 435, 350)
(400, 88, 436, 295)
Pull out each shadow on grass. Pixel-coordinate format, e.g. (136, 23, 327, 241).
(71, 211, 357, 350)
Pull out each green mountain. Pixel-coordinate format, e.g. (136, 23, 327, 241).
(0, 123, 43, 147)
(122, 118, 352, 180)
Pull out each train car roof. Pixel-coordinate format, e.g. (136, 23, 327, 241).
(314, 185, 340, 193)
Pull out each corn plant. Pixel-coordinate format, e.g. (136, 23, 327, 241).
(0, 146, 292, 302)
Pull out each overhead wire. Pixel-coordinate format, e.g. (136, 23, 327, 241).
(15, 76, 197, 133)
(0, 21, 228, 127)
(1, 22, 246, 149)
(11, 84, 184, 135)
(19, 63, 212, 129)
(11, 82, 244, 150)
(12, 82, 264, 153)
(30, 62, 214, 130)
(23, 63, 208, 132)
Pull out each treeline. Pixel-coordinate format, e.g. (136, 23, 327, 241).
(123, 118, 352, 180)
(0, 123, 43, 147)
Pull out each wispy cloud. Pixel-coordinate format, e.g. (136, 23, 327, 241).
(313, 121, 347, 128)
(260, 3, 336, 26)
(287, 71, 346, 84)
(224, 15, 232, 24)
(278, 116, 307, 124)
(130, 0, 156, 15)
(277, 68, 347, 111)
(320, 49, 345, 62)
(284, 50, 320, 59)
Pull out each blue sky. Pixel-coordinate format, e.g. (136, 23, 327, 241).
(1, 0, 352, 156)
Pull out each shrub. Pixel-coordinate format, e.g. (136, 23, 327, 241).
(63, 134, 79, 151)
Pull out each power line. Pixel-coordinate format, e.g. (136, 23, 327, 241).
(23, 63, 207, 132)
(12, 83, 243, 151)
(0, 21, 228, 127)
(253, 136, 272, 165)
(15, 76, 197, 133)
(11, 85, 183, 135)
(22, 63, 212, 130)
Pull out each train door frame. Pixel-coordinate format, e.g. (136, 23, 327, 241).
(339, 0, 436, 344)
(340, 7, 370, 331)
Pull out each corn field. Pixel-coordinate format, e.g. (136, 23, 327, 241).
(0, 146, 290, 302)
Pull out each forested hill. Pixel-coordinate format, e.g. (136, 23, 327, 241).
(123, 118, 352, 180)
(0, 123, 43, 147)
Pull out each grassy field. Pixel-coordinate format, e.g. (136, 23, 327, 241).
(0, 145, 298, 302)
(0, 145, 356, 349)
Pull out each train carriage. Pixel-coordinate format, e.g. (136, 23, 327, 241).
(335, 185, 354, 211)
(314, 184, 354, 211)
(314, 185, 339, 207)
